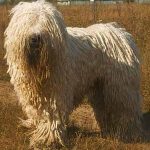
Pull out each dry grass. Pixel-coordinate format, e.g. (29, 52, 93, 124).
(0, 3, 150, 149)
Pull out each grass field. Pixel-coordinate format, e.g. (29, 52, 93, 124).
(0, 3, 150, 149)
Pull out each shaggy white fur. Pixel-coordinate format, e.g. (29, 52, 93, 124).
(4, 0, 143, 148)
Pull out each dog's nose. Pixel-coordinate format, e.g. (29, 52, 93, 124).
(29, 34, 41, 49)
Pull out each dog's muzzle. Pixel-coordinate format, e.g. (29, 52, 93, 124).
(28, 34, 42, 66)
(29, 34, 41, 49)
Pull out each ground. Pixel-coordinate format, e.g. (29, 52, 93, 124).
(0, 80, 150, 150)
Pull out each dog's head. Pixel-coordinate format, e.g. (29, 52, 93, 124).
(4, 1, 67, 82)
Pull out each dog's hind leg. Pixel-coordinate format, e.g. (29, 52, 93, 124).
(88, 75, 143, 142)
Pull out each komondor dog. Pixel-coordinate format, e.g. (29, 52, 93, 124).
(4, 0, 143, 149)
